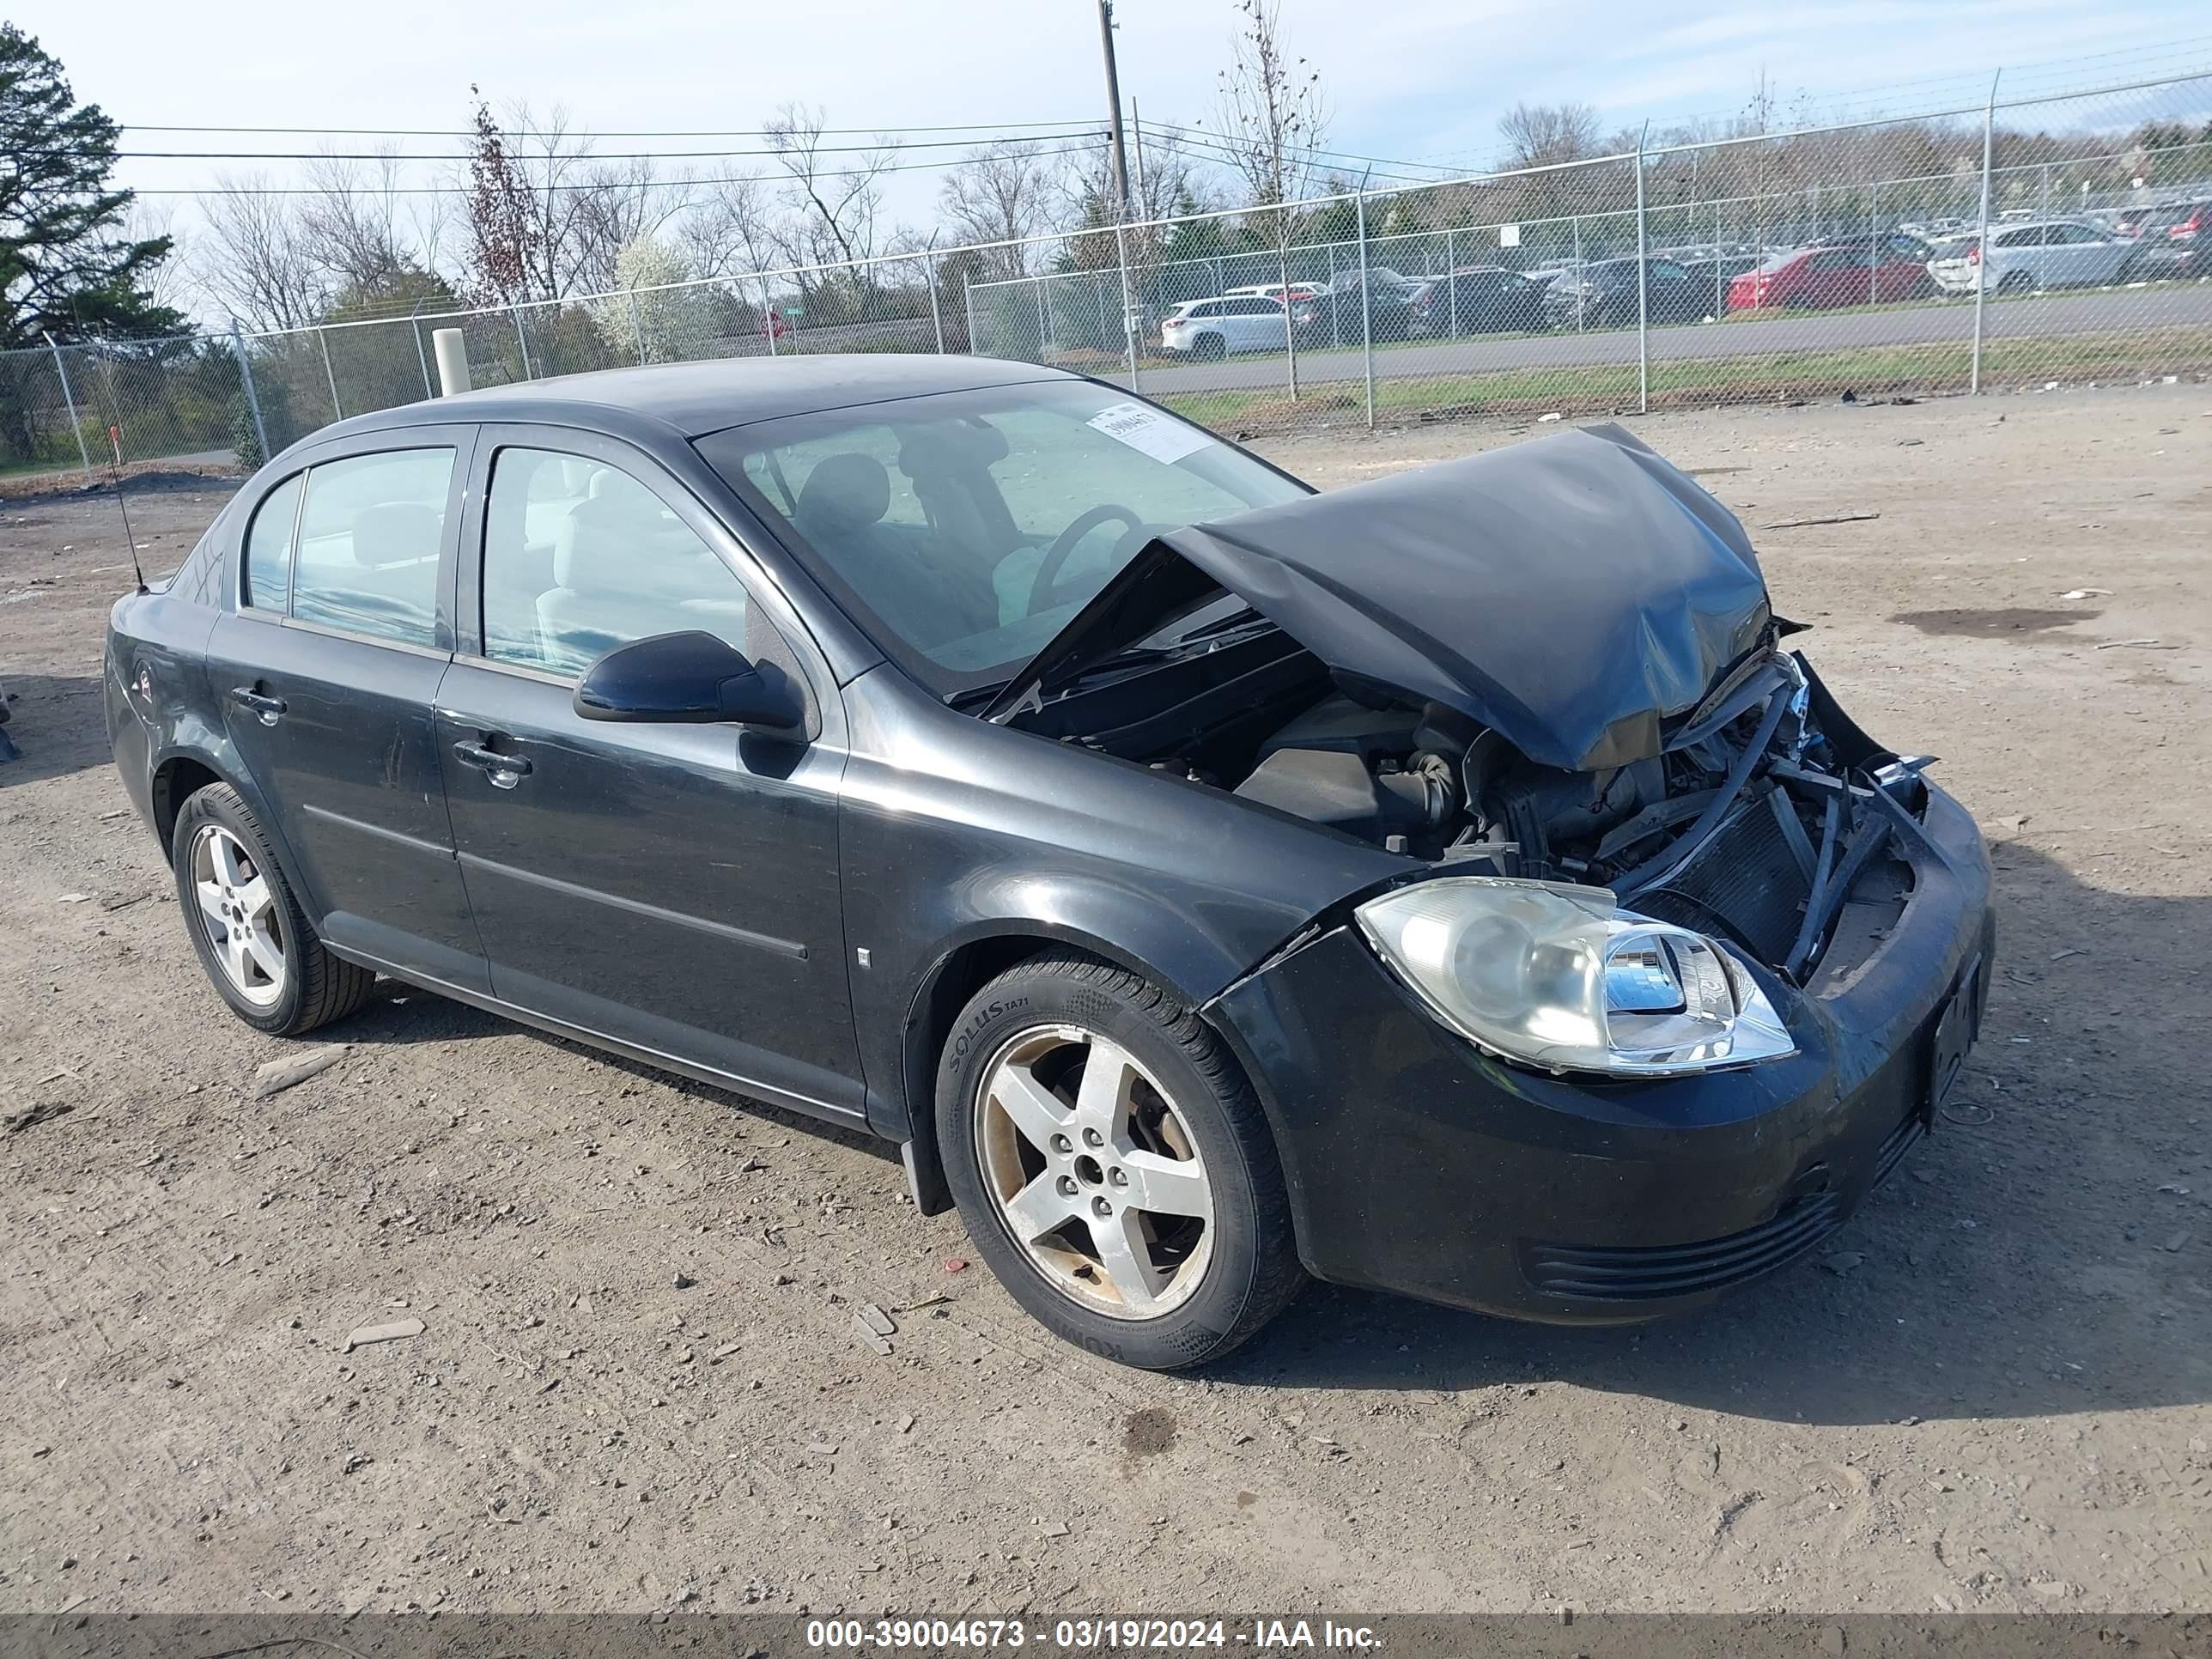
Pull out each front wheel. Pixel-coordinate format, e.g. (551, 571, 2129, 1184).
(172, 782, 374, 1036)
(937, 951, 1304, 1370)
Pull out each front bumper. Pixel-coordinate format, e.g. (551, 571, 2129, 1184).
(1212, 783, 1994, 1324)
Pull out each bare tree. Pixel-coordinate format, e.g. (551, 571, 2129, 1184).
(562, 154, 687, 297)
(1204, 0, 1328, 210)
(192, 174, 323, 331)
(764, 103, 896, 270)
(299, 151, 411, 297)
(939, 141, 1056, 277)
(680, 173, 779, 280)
(1496, 102, 1602, 171)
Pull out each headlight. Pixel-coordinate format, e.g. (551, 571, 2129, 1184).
(1354, 876, 1796, 1078)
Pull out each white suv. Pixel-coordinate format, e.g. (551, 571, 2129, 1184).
(1928, 219, 2139, 294)
(1159, 295, 1290, 361)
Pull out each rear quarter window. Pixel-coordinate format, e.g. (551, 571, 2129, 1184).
(242, 474, 303, 613)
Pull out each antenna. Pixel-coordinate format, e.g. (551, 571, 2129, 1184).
(105, 419, 148, 595)
(82, 334, 149, 594)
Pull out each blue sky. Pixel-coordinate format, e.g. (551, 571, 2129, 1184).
(20, 0, 2212, 236)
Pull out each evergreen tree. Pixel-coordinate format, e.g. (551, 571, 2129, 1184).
(1, 24, 181, 346)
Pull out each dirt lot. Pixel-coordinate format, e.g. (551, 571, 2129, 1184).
(3, 386, 2209, 1617)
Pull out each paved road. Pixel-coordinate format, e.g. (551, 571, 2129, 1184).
(1115, 283, 2212, 397)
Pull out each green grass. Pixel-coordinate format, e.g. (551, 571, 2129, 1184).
(1157, 330, 2212, 435)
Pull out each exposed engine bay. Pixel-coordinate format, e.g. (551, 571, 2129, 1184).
(1020, 630, 1923, 987)
(1212, 650, 1920, 984)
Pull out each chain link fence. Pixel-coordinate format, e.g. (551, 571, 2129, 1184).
(5, 69, 2209, 491)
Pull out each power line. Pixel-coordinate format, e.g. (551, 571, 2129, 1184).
(119, 143, 1113, 198)
(96, 129, 1109, 163)
(117, 115, 1102, 139)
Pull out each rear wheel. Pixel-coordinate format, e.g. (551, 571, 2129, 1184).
(1193, 332, 1226, 362)
(172, 782, 374, 1036)
(937, 951, 1304, 1370)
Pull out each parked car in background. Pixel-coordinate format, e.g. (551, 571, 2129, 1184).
(2142, 198, 2211, 246)
(1408, 267, 1547, 337)
(1299, 268, 1422, 346)
(1542, 258, 1705, 329)
(1223, 282, 1328, 305)
(106, 355, 1992, 1370)
(1926, 220, 2139, 294)
(1727, 235, 1936, 311)
(1159, 295, 1289, 360)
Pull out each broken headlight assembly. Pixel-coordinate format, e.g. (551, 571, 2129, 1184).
(1355, 876, 1796, 1078)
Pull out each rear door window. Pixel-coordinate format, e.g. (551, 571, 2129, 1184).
(242, 473, 303, 614)
(289, 447, 455, 647)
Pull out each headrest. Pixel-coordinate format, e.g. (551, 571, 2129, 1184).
(351, 501, 441, 568)
(552, 491, 638, 589)
(795, 452, 891, 532)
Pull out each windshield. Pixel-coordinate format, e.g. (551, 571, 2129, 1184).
(696, 380, 1307, 698)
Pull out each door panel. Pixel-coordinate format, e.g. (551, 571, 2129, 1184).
(435, 665, 859, 1113)
(210, 616, 487, 988)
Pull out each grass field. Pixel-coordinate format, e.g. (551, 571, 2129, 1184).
(1158, 329, 2212, 434)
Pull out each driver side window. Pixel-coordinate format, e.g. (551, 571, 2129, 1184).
(479, 447, 751, 679)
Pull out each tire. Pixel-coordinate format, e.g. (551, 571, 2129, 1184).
(1998, 270, 2033, 295)
(936, 950, 1304, 1370)
(171, 782, 374, 1036)
(1193, 332, 1226, 362)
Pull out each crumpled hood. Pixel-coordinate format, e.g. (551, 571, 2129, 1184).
(1155, 422, 1772, 771)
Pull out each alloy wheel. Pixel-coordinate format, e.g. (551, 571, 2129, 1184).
(973, 1025, 1215, 1320)
(191, 824, 287, 1007)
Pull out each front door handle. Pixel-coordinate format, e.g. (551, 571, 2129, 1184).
(453, 739, 532, 789)
(228, 685, 288, 725)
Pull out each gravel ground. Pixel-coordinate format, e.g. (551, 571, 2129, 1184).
(2, 386, 2208, 1617)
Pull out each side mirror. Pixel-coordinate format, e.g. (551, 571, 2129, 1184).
(573, 630, 806, 736)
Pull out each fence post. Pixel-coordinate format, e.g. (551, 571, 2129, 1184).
(1446, 226, 1459, 337)
(228, 320, 269, 464)
(1716, 203, 1726, 316)
(1633, 130, 1650, 415)
(1972, 69, 2002, 394)
(317, 327, 343, 420)
(2038, 162, 2052, 291)
(1034, 279, 1051, 361)
(1572, 216, 1584, 331)
(1869, 182, 1881, 307)
(1356, 189, 1375, 429)
(628, 289, 648, 365)
(410, 307, 434, 398)
(927, 252, 946, 354)
(762, 279, 779, 357)
(1113, 221, 1141, 394)
(963, 276, 975, 360)
(40, 331, 94, 485)
(1279, 210, 1299, 400)
(511, 304, 534, 380)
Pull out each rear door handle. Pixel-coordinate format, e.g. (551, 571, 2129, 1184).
(228, 685, 288, 725)
(452, 739, 532, 788)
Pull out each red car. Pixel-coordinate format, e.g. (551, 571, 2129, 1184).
(1727, 236, 1935, 311)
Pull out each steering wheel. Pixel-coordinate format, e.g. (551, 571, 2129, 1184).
(1030, 503, 1146, 611)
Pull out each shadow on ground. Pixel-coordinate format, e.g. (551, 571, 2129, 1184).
(0, 672, 106, 786)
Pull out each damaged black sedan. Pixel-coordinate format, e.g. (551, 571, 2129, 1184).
(106, 356, 1992, 1370)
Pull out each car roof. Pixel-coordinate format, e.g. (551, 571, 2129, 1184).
(304, 355, 1078, 445)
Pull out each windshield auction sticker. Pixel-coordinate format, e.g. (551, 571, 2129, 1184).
(1086, 400, 1217, 465)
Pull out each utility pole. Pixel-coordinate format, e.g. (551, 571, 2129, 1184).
(1096, 0, 1133, 217)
